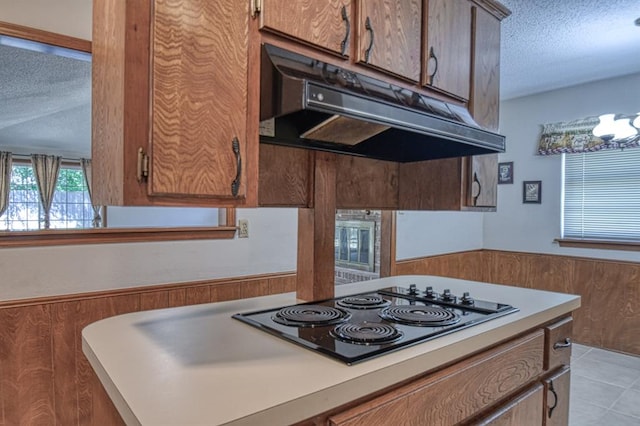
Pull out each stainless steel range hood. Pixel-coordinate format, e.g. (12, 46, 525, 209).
(259, 44, 505, 163)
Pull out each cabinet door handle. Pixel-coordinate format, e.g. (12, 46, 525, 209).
(340, 5, 350, 56)
(364, 16, 374, 63)
(428, 46, 438, 85)
(553, 337, 572, 349)
(548, 379, 558, 418)
(231, 137, 241, 197)
(472, 172, 481, 206)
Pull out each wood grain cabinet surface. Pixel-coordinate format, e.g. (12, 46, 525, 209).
(326, 330, 544, 426)
(92, 0, 253, 206)
(543, 367, 571, 426)
(356, 0, 422, 82)
(423, 0, 472, 100)
(465, 3, 504, 208)
(259, 0, 352, 56)
(471, 383, 544, 426)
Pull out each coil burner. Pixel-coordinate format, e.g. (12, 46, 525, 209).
(331, 322, 403, 345)
(337, 295, 391, 310)
(233, 286, 518, 364)
(272, 305, 350, 327)
(379, 306, 460, 327)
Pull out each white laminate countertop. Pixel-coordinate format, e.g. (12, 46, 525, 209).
(82, 275, 580, 426)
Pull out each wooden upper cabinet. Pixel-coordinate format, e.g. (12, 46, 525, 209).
(424, 0, 472, 100)
(92, 0, 254, 206)
(465, 3, 508, 208)
(259, 0, 352, 56)
(150, 0, 249, 200)
(470, 3, 501, 131)
(356, 0, 422, 82)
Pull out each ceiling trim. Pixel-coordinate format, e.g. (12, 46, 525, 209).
(0, 20, 91, 52)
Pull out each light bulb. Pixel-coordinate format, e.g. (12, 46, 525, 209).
(612, 118, 638, 140)
(592, 114, 616, 140)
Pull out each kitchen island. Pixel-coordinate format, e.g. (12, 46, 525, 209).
(82, 276, 580, 425)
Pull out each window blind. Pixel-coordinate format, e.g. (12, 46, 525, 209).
(563, 149, 640, 240)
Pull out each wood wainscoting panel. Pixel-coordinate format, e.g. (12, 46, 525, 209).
(396, 249, 639, 355)
(0, 305, 55, 425)
(395, 250, 486, 282)
(76, 296, 141, 425)
(0, 272, 295, 425)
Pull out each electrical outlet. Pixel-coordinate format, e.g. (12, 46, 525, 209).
(238, 219, 249, 238)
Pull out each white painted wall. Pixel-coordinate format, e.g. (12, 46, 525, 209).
(395, 211, 483, 260)
(484, 72, 640, 262)
(0, 208, 298, 301)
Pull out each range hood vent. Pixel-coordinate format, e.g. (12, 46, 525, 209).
(259, 44, 505, 163)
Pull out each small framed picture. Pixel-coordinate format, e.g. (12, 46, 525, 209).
(523, 181, 542, 204)
(498, 162, 514, 184)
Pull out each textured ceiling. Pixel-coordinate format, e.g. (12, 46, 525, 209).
(0, 44, 90, 157)
(500, 0, 640, 99)
(2, 0, 640, 156)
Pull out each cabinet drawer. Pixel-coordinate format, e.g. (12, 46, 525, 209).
(544, 317, 573, 371)
(470, 383, 544, 426)
(328, 330, 544, 426)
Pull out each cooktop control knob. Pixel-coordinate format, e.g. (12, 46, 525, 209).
(441, 289, 456, 303)
(409, 284, 418, 295)
(425, 286, 437, 298)
(461, 292, 475, 305)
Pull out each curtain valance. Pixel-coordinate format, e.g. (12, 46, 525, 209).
(538, 116, 640, 155)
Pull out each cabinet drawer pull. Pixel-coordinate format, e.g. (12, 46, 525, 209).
(231, 137, 241, 197)
(548, 379, 558, 418)
(553, 338, 571, 350)
(428, 46, 438, 85)
(340, 5, 350, 56)
(364, 16, 374, 63)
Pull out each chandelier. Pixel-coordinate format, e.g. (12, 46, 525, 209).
(592, 113, 640, 144)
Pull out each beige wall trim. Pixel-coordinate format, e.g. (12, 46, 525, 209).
(0, 20, 91, 51)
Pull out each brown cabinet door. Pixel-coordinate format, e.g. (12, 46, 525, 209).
(466, 5, 502, 208)
(468, 154, 498, 207)
(544, 368, 571, 426)
(260, 0, 352, 56)
(357, 0, 422, 82)
(150, 0, 249, 200)
(470, 4, 501, 131)
(424, 0, 472, 100)
(544, 317, 573, 371)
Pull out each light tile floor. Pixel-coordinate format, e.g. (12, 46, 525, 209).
(569, 343, 640, 425)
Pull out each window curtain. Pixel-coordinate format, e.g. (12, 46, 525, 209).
(538, 117, 640, 155)
(0, 151, 12, 218)
(31, 154, 61, 229)
(80, 158, 102, 227)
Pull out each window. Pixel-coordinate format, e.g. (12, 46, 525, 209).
(562, 149, 640, 241)
(335, 220, 375, 272)
(1, 164, 93, 231)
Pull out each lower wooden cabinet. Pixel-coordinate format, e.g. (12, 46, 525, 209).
(543, 367, 571, 426)
(326, 331, 544, 426)
(297, 316, 575, 426)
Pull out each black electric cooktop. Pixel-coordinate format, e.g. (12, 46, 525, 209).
(232, 285, 518, 365)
